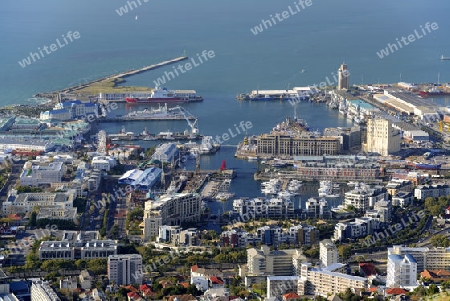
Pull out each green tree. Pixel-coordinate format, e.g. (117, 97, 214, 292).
(338, 245, 352, 260)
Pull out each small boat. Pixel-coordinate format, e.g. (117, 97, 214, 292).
(247, 156, 257, 160)
(441, 55, 450, 60)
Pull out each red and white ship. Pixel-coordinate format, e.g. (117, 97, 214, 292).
(126, 86, 203, 103)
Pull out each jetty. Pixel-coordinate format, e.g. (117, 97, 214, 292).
(34, 56, 188, 101)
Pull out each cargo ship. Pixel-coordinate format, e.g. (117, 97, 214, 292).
(126, 86, 203, 103)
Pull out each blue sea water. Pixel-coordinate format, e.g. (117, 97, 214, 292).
(1, 0, 450, 206)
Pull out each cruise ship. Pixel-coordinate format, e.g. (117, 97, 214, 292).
(126, 86, 203, 103)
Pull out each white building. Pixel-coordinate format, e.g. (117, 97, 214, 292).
(320, 239, 339, 267)
(151, 143, 179, 163)
(108, 254, 143, 286)
(232, 197, 295, 220)
(0, 137, 54, 152)
(31, 280, 61, 301)
(334, 217, 380, 241)
(298, 263, 367, 297)
(386, 254, 417, 288)
(20, 161, 65, 186)
(364, 118, 401, 156)
(344, 183, 388, 212)
(91, 155, 116, 171)
(414, 184, 450, 200)
(143, 193, 201, 240)
(305, 198, 331, 219)
(2, 189, 76, 215)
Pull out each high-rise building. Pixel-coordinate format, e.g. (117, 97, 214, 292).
(338, 63, 349, 90)
(364, 117, 401, 156)
(319, 239, 339, 267)
(386, 254, 417, 287)
(108, 254, 143, 285)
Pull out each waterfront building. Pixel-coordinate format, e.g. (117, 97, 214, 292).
(256, 226, 284, 246)
(108, 254, 143, 286)
(319, 239, 339, 267)
(143, 193, 201, 240)
(304, 198, 331, 219)
(323, 126, 361, 150)
(256, 134, 341, 158)
(344, 183, 388, 212)
(31, 280, 61, 301)
(232, 197, 294, 220)
(151, 143, 179, 163)
(364, 117, 401, 156)
(338, 63, 349, 90)
(40, 100, 98, 121)
(19, 160, 65, 186)
(298, 263, 367, 296)
(118, 167, 162, 191)
(386, 254, 417, 288)
(414, 184, 450, 200)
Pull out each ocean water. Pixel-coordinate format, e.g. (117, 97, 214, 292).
(2, 0, 450, 208)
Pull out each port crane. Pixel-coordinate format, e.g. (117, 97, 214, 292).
(169, 105, 199, 137)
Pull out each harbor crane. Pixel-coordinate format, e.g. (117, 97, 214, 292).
(169, 105, 199, 137)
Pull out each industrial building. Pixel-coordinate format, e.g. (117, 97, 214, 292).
(151, 143, 179, 163)
(364, 117, 401, 156)
(118, 167, 162, 191)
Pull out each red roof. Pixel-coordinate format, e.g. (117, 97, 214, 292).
(124, 285, 138, 292)
(179, 282, 190, 288)
(191, 264, 199, 272)
(359, 263, 377, 277)
(127, 291, 141, 300)
(369, 287, 378, 292)
(283, 292, 300, 300)
(210, 276, 224, 285)
(386, 288, 407, 295)
(8, 214, 21, 220)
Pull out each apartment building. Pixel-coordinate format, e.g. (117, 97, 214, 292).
(334, 217, 380, 241)
(20, 161, 65, 186)
(246, 245, 305, 277)
(389, 245, 450, 272)
(31, 280, 61, 301)
(320, 239, 339, 267)
(304, 198, 331, 219)
(298, 263, 367, 297)
(414, 184, 450, 201)
(386, 254, 417, 288)
(232, 197, 294, 220)
(143, 193, 201, 240)
(344, 184, 388, 212)
(108, 254, 143, 286)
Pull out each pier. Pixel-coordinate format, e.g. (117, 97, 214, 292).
(34, 56, 188, 100)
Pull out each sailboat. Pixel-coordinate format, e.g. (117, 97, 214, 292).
(135, 15, 138, 20)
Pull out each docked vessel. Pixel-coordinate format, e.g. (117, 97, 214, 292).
(121, 103, 195, 120)
(418, 89, 450, 97)
(126, 86, 203, 103)
(236, 87, 317, 101)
